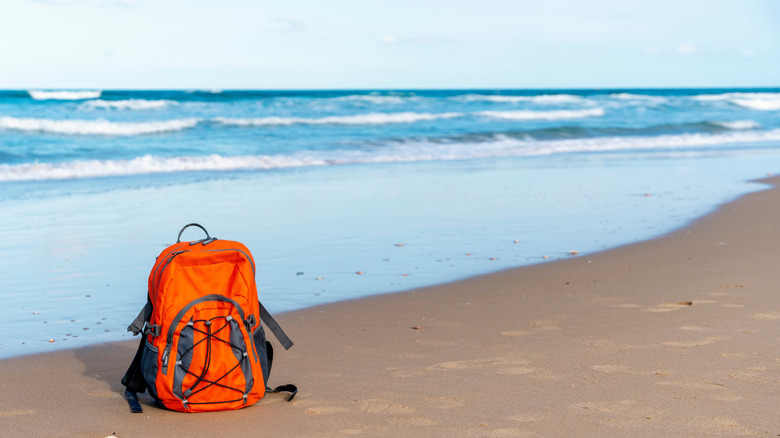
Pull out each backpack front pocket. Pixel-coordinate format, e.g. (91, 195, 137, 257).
(166, 296, 255, 411)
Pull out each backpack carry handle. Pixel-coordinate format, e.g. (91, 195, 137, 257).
(177, 223, 210, 243)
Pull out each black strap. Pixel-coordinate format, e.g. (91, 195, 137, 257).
(125, 390, 144, 413)
(258, 300, 294, 350)
(127, 301, 152, 336)
(267, 384, 298, 402)
(121, 336, 147, 414)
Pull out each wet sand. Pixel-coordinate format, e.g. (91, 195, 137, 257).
(2, 177, 780, 437)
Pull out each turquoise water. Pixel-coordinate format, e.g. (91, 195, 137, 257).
(1, 89, 780, 358)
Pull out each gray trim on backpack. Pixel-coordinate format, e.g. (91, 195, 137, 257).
(228, 317, 254, 403)
(161, 294, 246, 375)
(173, 319, 195, 402)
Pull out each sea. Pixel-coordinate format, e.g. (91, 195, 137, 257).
(2, 88, 780, 358)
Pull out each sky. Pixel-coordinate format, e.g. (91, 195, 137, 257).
(1, 0, 778, 89)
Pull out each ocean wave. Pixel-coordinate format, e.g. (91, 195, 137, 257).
(214, 112, 462, 126)
(81, 99, 178, 110)
(692, 92, 780, 110)
(4, 128, 780, 182)
(479, 108, 605, 121)
(608, 93, 668, 103)
(0, 116, 199, 135)
(28, 90, 102, 100)
(455, 94, 585, 104)
(330, 95, 411, 104)
(708, 120, 761, 130)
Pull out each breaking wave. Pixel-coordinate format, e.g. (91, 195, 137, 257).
(0, 116, 199, 135)
(708, 120, 761, 130)
(479, 108, 605, 120)
(3, 128, 780, 182)
(28, 90, 102, 100)
(214, 112, 462, 126)
(693, 92, 780, 111)
(455, 94, 585, 104)
(82, 99, 178, 110)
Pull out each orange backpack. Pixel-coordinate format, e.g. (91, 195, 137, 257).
(121, 224, 296, 413)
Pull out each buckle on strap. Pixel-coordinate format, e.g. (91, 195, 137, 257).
(245, 314, 257, 328)
(143, 322, 162, 337)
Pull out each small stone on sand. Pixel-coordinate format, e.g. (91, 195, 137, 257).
(569, 250, 579, 255)
(48, 339, 55, 343)
(356, 271, 364, 275)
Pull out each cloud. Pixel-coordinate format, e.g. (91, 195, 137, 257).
(676, 43, 698, 55)
(741, 49, 755, 58)
(645, 47, 660, 56)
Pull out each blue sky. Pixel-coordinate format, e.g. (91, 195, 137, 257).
(1, 0, 778, 89)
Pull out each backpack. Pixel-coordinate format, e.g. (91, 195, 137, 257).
(121, 224, 296, 413)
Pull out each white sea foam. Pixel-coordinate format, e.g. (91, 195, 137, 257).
(0, 116, 199, 135)
(455, 94, 585, 104)
(709, 120, 761, 130)
(214, 112, 462, 126)
(4, 128, 780, 182)
(479, 108, 605, 121)
(693, 92, 780, 110)
(609, 93, 668, 103)
(331, 95, 410, 104)
(731, 98, 780, 111)
(28, 90, 102, 100)
(82, 99, 178, 110)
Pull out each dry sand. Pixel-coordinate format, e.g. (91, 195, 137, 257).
(2, 177, 780, 437)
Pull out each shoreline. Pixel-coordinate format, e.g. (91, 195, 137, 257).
(2, 176, 780, 436)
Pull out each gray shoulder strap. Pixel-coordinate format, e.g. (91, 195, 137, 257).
(127, 301, 153, 336)
(258, 301, 294, 350)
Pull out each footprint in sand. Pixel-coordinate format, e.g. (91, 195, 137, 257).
(358, 400, 415, 415)
(643, 302, 695, 313)
(426, 357, 535, 376)
(662, 336, 730, 347)
(304, 406, 350, 415)
(501, 330, 533, 337)
(386, 417, 438, 426)
(752, 313, 780, 320)
(0, 409, 35, 417)
(424, 396, 465, 409)
(529, 320, 562, 330)
(591, 364, 634, 374)
(509, 413, 546, 423)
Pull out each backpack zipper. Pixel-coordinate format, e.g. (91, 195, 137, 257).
(150, 248, 189, 300)
(201, 248, 255, 275)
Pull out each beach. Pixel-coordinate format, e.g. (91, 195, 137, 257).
(5, 89, 780, 359)
(2, 175, 779, 437)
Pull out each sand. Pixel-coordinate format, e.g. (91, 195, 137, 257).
(2, 177, 780, 437)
